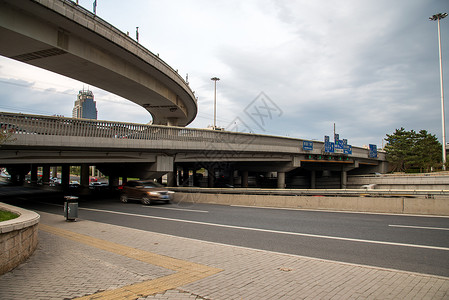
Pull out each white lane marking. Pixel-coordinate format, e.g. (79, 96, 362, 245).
(231, 205, 449, 218)
(79, 207, 449, 251)
(142, 206, 209, 213)
(389, 224, 449, 231)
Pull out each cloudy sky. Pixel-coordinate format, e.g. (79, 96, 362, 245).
(0, 0, 448, 148)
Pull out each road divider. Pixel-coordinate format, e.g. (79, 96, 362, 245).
(171, 189, 449, 216)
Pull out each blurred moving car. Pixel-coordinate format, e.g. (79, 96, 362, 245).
(118, 180, 174, 205)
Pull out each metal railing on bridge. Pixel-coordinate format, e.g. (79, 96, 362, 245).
(0, 111, 297, 144)
(0, 112, 380, 159)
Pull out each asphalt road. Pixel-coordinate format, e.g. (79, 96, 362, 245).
(5, 195, 449, 277)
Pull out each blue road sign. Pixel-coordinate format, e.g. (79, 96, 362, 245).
(335, 140, 344, 149)
(369, 144, 377, 158)
(303, 141, 313, 151)
(343, 145, 352, 155)
(325, 141, 335, 153)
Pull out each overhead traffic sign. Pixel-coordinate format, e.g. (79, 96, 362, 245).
(303, 141, 313, 151)
(369, 144, 378, 158)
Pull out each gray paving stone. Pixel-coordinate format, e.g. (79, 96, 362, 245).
(1, 211, 448, 299)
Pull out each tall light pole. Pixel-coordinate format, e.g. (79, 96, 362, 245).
(211, 77, 220, 129)
(429, 13, 448, 170)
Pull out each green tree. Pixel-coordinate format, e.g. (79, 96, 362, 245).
(384, 128, 442, 172)
(384, 128, 414, 172)
(412, 130, 442, 172)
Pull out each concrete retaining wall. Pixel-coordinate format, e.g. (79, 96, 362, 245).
(174, 193, 449, 216)
(0, 203, 40, 275)
(348, 175, 449, 190)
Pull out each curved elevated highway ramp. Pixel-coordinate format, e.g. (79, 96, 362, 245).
(0, 0, 197, 126)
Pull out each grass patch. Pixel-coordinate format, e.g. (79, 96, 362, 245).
(0, 209, 19, 222)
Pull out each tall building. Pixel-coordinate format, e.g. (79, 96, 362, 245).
(72, 89, 98, 119)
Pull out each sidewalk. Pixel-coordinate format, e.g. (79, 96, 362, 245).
(1, 210, 448, 300)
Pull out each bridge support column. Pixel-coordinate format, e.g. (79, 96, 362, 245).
(108, 176, 119, 188)
(241, 171, 248, 188)
(167, 172, 176, 187)
(80, 164, 90, 188)
(310, 170, 316, 189)
(193, 169, 198, 187)
(61, 165, 70, 189)
(208, 168, 215, 188)
(182, 167, 189, 186)
(30, 165, 38, 185)
(52, 166, 58, 179)
(341, 170, 347, 189)
(7, 165, 29, 185)
(42, 165, 51, 186)
(229, 169, 235, 186)
(277, 172, 285, 189)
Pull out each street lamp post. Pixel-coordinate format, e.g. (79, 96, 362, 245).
(429, 13, 448, 170)
(211, 77, 220, 129)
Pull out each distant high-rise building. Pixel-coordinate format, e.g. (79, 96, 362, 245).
(72, 89, 97, 119)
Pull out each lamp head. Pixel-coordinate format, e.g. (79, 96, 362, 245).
(429, 13, 448, 21)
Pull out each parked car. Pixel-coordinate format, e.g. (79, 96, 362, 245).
(69, 181, 80, 188)
(118, 180, 174, 205)
(89, 181, 108, 191)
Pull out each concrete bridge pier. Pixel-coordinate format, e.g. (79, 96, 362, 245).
(6, 165, 30, 185)
(52, 166, 58, 180)
(208, 168, 215, 188)
(61, 165, 70, 189)
(42, 165, 50, 186)
(182, 167, 190, 186)
(241, 171, 249, 188)
(341, 170, 347, 189)
(277, 172, 286, 189)
(229, 169, 235, 187)
(340, 163, 359, 189)
(167, 171, 176, 187)
(30, 165, 38, 186)
(310, 170, 316, 189)
(108, 175, 119, 188)
(78, 164, 90, 195)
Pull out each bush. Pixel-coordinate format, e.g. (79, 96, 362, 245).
(0, 210, 19, 222)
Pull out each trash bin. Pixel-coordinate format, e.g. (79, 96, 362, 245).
(64, 196, 78, 221)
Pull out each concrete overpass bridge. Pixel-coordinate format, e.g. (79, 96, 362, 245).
(0, 0, 197, 126)
(0, 112, 388, 190)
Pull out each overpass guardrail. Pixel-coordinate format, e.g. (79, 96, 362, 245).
(0, 112, 384, 160)
(171, 187, 449, 198)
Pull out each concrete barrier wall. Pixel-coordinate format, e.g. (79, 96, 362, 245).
(0, 203, 40, 275)
(174, 193, 449, 216)
(348, 175, 449, 190)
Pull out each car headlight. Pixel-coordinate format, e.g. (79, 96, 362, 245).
(168, 191, 175, 194)
(149, 192, 159, 196)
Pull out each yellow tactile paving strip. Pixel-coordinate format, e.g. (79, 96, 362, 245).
(39, 224, 223, 300)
